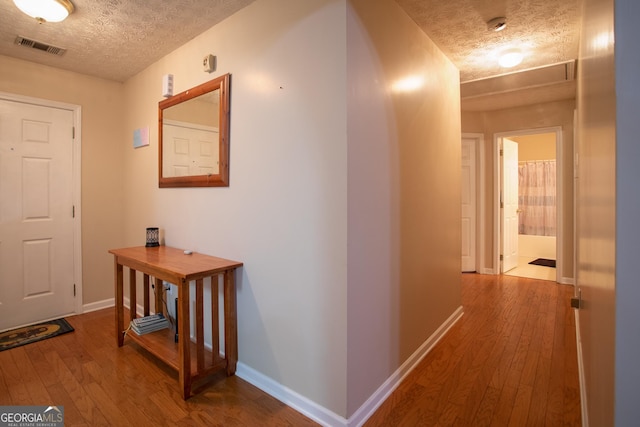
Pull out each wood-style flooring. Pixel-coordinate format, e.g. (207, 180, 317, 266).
(0, 273, 580, 426)
(365, 273, 581, 426)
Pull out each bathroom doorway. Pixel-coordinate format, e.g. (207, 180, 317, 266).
(495, 128, 562, 282)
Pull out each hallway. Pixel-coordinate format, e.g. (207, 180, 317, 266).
(366, 273, 581, 426)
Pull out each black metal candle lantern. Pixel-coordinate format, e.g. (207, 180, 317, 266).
(145, 227, 160, 247)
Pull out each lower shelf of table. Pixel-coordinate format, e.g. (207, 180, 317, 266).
(125, 325, 227, 379)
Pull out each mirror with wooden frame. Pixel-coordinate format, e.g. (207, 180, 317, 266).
(159, 73, 230, 187)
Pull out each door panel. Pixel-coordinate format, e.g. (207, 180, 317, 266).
(502, 138, 519, 272)
(0, 99, 75, 331)
(461, 138, 476, 272)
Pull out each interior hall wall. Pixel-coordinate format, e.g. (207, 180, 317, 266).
(0, 54, 126, 305)
(461, 99, 574, 280)
(347, 0, 463, 416)
(575, 0, 616, 423)
(121, 0, 349, 417)
(576, 0, 640, 424)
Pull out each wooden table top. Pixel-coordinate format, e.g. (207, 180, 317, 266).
(109, 246, 243, 280)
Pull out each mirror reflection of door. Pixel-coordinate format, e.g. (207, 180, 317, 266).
(158, 74, 230, 188)
(162, 120, 219, 177)
(162, 89, 220, 178)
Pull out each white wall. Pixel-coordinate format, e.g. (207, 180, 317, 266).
(347, 0, 462, 417)
(122, 0, 349, 417)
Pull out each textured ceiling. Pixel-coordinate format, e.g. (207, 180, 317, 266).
(395, 0, 581, 82)
(0, 0, 580, 109)
(0, 0, 256, 82)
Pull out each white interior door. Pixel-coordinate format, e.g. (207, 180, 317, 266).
(502, 138, 519, 272)
(0, 99, 76, 331)
(461, 137, 476, 272)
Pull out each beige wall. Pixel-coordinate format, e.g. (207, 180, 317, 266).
(462, 99, 575, 280)
(512, 133, 556, 161)
(122, 0, 349, 417)
(0, 0, 464, 420)
(163, 96, 219, 127)
(576, 0, 616, 424)
(347, 0, 462, 416)
(0, 55, 125, 305)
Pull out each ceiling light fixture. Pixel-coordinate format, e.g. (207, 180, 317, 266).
(498, 49, 524, 68)
(13, 0, 75, 23)
(487, 17, 507, 32)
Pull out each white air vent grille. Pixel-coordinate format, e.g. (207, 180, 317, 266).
(15, 36, 66, 56)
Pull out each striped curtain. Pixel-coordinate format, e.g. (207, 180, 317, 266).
(518, 160, 556, 236)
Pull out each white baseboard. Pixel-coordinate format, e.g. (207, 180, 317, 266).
(575, 309, 589, 427)
(236, 362, 348, 427)
(561, 277, 575, 285)
(82, 297, 159, 317)
(347, 306, 464, 426)
(82, 298, 114, 313)
(85, 297, 464, 427)
(237, 306, 464, 427)
(480, 268, 496, 275)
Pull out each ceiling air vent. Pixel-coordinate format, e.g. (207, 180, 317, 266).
(15, 36, 66, 56)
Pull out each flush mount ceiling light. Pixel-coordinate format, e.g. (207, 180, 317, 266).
(498, 48, 524, 68)
(487, 17, 507, 32)
(13, 0, 75, 23)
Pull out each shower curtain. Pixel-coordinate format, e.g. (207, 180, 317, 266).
(518, 160, 556, 236)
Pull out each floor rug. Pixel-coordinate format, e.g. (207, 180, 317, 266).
(528, 258, 556, 268)
(0, 318, 74, 352)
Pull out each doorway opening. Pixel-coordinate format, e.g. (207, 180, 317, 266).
(494, 127, 562, 282)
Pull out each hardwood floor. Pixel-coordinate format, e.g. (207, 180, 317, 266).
(0, 273, 580, 426)
(0, 308, 318, 426)
(365, 273, 581, 426)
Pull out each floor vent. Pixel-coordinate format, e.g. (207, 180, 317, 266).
(15, 36, 66, 56)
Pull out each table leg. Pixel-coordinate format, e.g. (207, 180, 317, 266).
(114, 261, 124, 347)
(155, 279, 164, 316)
(129, 268, 137, 321)
(143, 274, 150, 316)
(196, 279, 204, 373)
(224, 269, 237, 375)
(211, 275, 219, 359)
(178, 279, 191, 399)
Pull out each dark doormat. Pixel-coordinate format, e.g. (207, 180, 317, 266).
(0, 318, 74, 352)
(528, 258, 556, 268)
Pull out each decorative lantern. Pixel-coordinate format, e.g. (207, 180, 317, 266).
(145, 227, 160, 247)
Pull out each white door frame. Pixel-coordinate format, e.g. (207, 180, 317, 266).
(0, 91, 83, 315)
(462, 133, 485, 273)
(493, 126, 563, 283)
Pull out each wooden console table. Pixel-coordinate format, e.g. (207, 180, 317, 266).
(109, 246, 243, 399)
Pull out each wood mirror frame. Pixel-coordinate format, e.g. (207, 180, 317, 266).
(158, 73, 230, 187)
